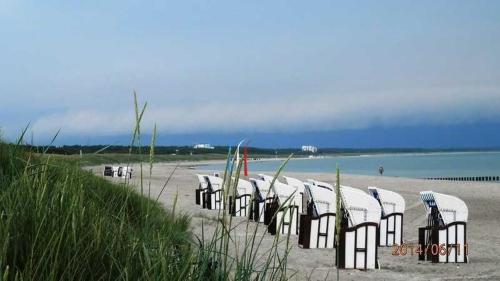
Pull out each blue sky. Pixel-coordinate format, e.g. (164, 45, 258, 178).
(1, 1, 500, 148)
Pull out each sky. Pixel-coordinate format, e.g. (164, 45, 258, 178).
(1, 1, 500, 148)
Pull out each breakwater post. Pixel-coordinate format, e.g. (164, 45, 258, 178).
(425, 176, 500, 182)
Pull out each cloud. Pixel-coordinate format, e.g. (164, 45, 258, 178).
(2, 0, 500, 146)
(28, 85, 500, 140)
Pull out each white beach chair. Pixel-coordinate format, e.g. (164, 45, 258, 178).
(202, 175, 224, 210)
(229, 178, 253, 217)
(298, 182, 337, 249)
(419, 191, 468, 263)
(120, 166, 132, 179)
(265, 182, 300, 235)
(337, 186, 381, 269)
(368, 187, 405, 246)
(283, 176, 306, 214)
(195, 174, 209, 205)
(112, 166, 120, 178)
(249, 178, 274, 223)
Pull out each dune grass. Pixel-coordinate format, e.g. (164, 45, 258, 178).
(0, 142, 192, 280)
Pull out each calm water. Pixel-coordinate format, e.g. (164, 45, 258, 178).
(199, 152, 500, 179)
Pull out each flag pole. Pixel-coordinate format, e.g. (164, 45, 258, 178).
(244, 146, 248, 176)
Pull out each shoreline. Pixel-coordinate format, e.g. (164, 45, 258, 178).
(189, 151, 500, 182)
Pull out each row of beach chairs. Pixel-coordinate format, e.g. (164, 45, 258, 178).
(195, 173, 468, 269)
(103, 166, 133, 179)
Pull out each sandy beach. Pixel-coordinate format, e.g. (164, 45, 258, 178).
(90, 162, 500, 280)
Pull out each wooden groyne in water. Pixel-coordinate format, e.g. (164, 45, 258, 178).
(425, 176, 500, 182)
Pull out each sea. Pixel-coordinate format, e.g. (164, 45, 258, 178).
(199, 151, 500, 179)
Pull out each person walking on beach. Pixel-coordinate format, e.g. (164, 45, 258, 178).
(379, 166, 384, 176)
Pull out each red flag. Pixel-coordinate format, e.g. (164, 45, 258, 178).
(244, 146, 248, 176)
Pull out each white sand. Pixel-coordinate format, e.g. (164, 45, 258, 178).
(89, 162, 500, 280)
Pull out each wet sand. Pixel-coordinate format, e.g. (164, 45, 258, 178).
(90, 162, 500, 280)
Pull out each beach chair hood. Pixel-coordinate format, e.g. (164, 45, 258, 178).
(206, 175, 223, 191)
(283, 176, 306, 193)
(340, 186, 381, 227)
(420, 191, 468, 224)
(196, 174, 209, 189)
(368, 187, 405, 215)
(250, 178, 274, 198)
(273, 182, 299, 205)
(307, 183, 337, 216)
(236, 178, 253, 196)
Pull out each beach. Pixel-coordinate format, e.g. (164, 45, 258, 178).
(90, 162, 500, 280)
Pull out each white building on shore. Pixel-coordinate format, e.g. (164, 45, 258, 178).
(194, 144, 215, 150)
(301, 145, 318, 153)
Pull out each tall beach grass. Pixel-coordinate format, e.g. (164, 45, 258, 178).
(0, 141, 193, 280)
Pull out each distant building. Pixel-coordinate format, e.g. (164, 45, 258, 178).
(301, 145, 318, 153)
(194, 143, 215, 150)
